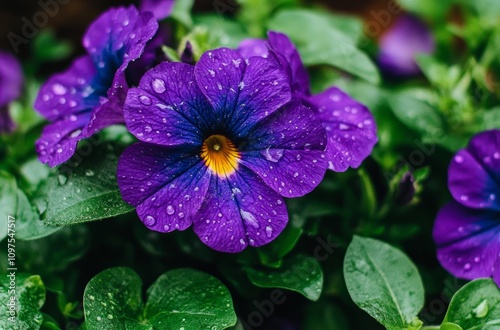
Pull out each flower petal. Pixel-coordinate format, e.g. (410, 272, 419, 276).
(140, 0, 175, 20)
(307, 87, 377, 172)
(433, 201, 500, 281)
(83, 6, 158, 132)
(124, 62, 211, 146)
(117, 143, 210, 232)
(267, 31, 310, 97)
(0, 51, 23, 107)
(36, 112, 91, 167)
(195, 48, 291, 134)
(193, 167, 288, 253)
(34, 55, 100, 121)
(240, 101, 327, 197)
(449, 141, 500, 211)
(237, 38, 269, 59)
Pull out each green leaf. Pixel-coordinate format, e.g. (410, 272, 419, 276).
(246, 254, 323, 301)
(268, 9, 380, 83)
(171, 0, 194, 27)
(41, 144, 133, 226)
(0, 171, 17, 242)
(388, 91, 444, 138)
(33, 30, 73, 63)
(343, 236, 425, 330)
(443, 278, 500, 329)
(145, 268, 237, 329)
(0, 274, 46, 330)
(84, 267, 144, 330)
(257, 226, 303, 268)
(84, 268, 237, 330)
(17, 226, 89, 274)
(398, 0, 454, 21)
(440, 322, 463, 330)
(481, 107, 500, 130)
(193, 14, 248, 49)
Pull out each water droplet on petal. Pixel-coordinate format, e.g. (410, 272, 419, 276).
(152, 79, 166, 93)
(52, 83, 67, 95)
(240, 210, 259, 229)
(463, 263, 471, 271)
(167, 205, 175, 215)
(455, 155, 464, 163)
(139, 95, 152, 105)
(265, 226, 273, 238)
(261, 147, 284, 163)
(145, 215, 156, 226)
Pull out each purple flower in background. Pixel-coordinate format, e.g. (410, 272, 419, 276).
(118, 48, 328, 252)
(433, 130, 500, 286)
(238, 32, 378, 172)
(0, 51, 23, 133)
(377, 14, 435, 77)
(140, 0, 175, 20)
(34, 6, 158, 167)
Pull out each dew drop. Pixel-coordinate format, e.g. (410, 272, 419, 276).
(52, 83, 67, 95)
(139, 95, 152, 105)
(107, 315, 113, 320)
(144, 126, 152, 133)
(455, 155, 464, 163)
(96, 316, 102, 321)
(58, 174, 68, 185)
(473, 299, 489, 318)
(85, 169, 95, 177)
(167, 205, 175, 215)
(240, 210, 259, 229)
(152, 79, 166, 93)
(261, 147, 284, 163)
(145, 215, 156, 226)
(463, 263, 471, 271)
(265, 226, 273, 238)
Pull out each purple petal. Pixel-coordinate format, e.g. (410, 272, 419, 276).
(194, 48, 291, 134)
(140, 0, 175, 20)
(433, 201, 500, 281)
(267, 31, 310, 97)
(378, 14, 435, 76)
(193, 167, 288, 253)
(36, 112, 90, 167)
(237, 38, 269, 59)
(0, 51, 23, 107)
(124, 62, 211, 146)
(35, 56, 99, 121)
(117, 143, 210, 232)
(240, 101, 327, 197)
(83, 6, 158, 130)
(306, 87, 377, 172)
(448, 131, 500, 210)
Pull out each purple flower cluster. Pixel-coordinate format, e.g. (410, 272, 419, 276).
(0, 51, 23, 133)
(434, 130, 500, 285)
(34, 7, 377, 252)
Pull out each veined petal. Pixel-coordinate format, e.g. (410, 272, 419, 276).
(240, 101, 327, 197)
(34, 55, 100, 121)
(307, 87, 378, 172)
(36, 112, 91, 167)
(124, 62, 211, 146)
(117, 143, 210, 232)
(195, 48, 291, 134)
(193, 167, 288, 253)
(433, 201, 500, 281)
(449, 148, 500, 210)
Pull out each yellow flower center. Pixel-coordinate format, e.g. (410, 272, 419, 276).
(201, 135, 240, 177)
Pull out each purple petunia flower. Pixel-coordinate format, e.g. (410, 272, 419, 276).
(433, 129, 500, 285)
(117, 48, 328, 253)
(140, 0, 175, 21)
(34, 6, 158, 167)
(238, 32, 378, 172)
(377, 14, 435, 77)
(0, 51, 23, 133)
